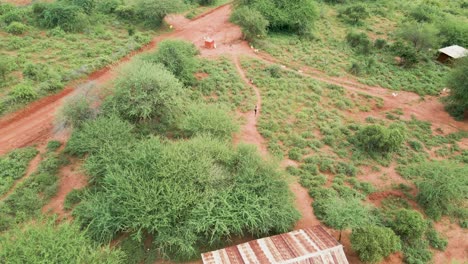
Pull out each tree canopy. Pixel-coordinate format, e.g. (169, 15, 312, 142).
(351, 225, 401, 263)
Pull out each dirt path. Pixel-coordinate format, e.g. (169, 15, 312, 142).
(0, 148, 42, 203)
(232, 56, 319, 231)
(42, 161, 87, 219)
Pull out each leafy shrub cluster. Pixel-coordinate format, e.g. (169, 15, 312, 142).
(445, 57, 468, 119)
(354, 124, 406, 155)
(233, 0, 318, 38)
(0, 220, 124, 263)
(397, 161, 467, 222)
(351, 225, 401, 263)
(338, 4, 369, 25)
(230, 6, 269, 41)
(69, 127, 299, 259)
(142, 40, 199, 85)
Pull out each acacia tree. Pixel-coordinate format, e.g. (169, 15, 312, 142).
(446, 58, 468, 119)
(135, 0, 182, 27)
(351, 225, 401, 263)
(314, 197, 375, 241)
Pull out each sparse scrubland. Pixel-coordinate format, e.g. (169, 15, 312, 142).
(1, 0, 467, 263)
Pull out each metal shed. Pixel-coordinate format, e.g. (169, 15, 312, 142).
(201, 226, 349, 264)
(437, 45, 467, 63)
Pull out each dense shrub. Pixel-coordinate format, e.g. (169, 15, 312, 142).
(0, 220, 124, 263)
(398, 161, 467, 221)
(230, 6, 269, 41)
(143, 40, 199, 85)
(65, 115, 135, 156)
(346, 31, 372, 54)
(374, 38, 387, 49)
(409, 4, 437, 23)
(403, 240, 433, 264)
(9, 82, 37, 102)
(96, 0, 122, 13)
(0, 56, 15, 81)
(5, 21, 28, 35)
(338, 4, 369, 25)
(425, 223, 447, 251)
(134, 0, 182, 27)
(437, 17, 468, 47)
(107, 60, 183, 124)
(235, 0, 318, 37)
(180, 103, 239, 140)
(0, 147, 38, 195)
(1, 7, 28, 24)
(391, 209, 426, 243)
(351, 225, 401, 263)
(62, 0, 96, 14)
(74, 136, 299, 259)
(446, 58, 468, 118)
(36, 3, 88, 32)
(115, 5, 134, 19)
(58, 95, 94, 128)
(314, 197, 375, 240)
(391, 41, 419, 67)
(354, 124, 406, 154)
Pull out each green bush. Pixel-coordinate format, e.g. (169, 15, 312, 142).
(97, 0, 122, 13)
(64, 188, 84, 210)
(0, 147, 38, 196)
(115, 5, 135, 19)
(374, 38, 387, 49)
(314, 197, 375, 240)
(400, 161, 467, 221)
(106, 60, 184, 124)
(0, 56, 15, 81)
(351, 225, 401, 263)
(391, 40, 419, 67)
(235, 0, 318, 37)
(180, 103, 239, 140)
(134, 0, 183, 27)
(446, 58, 468, 119)
(36, 3, 88, 32)
(346, 31, 372, 54)
(0, 220, 124, 263)
(47, 140, 62, 152)
(58, 95, 94, 128)
(391, 209, 426, 243)
(409, 4, 437, 23)
(1, 8, 28, 24)
(354, 124, 406, 154)
(230, 6, 269, 41)
(403, 240, 432, 264)
(338, 4, 369, 25)
(9, 82, 37, 102)
(398, 23, 439, 52)
(5, 21, 28, 35)
(74, 136, 299, 259)
(437, 17, 468, 47)
(63, 0, 96, 14)
(425, 223, 447, 251)
(143, 40, 199, 85)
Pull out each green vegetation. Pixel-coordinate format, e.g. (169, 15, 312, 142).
(143, 39, 199, 85)
(398, 161, 468, 222)
(232, 0, 317, 38)
(0, 147, 38, 197)
(351, 225, 401, 263)
(0, 220, 124, 263)
(354, 124, 406, 155)
(445, 58, 468, 119)
(230, 6, 269, 41)
(0, 1, 155, 115)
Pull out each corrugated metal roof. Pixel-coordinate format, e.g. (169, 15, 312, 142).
(438, 45, 467, 59)
(201, 226, 349, 264)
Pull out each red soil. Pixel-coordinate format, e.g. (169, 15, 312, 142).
(0, 3, 466, 263)
(434, 218, 468, 263)
(42, 161, 87, 219)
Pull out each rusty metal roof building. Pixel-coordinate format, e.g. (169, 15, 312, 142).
(201, 226, 349, 264)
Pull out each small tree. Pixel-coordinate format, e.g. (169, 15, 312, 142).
(351, 225, 401, 263)
(446, 58, 468, 119)
(314, 197, 375, 241)
(58, 95, 94, 128)
(354, 124, 406, 154)
(391, 209, 426, 243)
(230, 6, 269, 41)
(398, 23, 439, 52)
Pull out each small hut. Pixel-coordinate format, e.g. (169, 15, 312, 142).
(201, 226, 349, 264)
(205, 38, 215, 49)
(437, 45, 467, 63)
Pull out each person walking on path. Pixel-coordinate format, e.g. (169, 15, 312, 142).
(254, 105, 258, 116)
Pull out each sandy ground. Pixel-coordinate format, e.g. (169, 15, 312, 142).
(0, 3, 467, 263)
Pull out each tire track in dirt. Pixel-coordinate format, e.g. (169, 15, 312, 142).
(232, 56, 320, 231)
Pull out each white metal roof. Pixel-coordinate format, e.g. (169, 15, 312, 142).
(438, 45, 468, 59)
